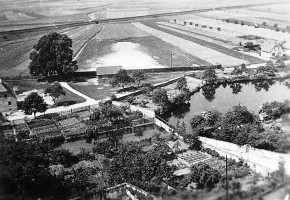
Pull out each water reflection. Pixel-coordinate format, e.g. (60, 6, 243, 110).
(252, 79, 276, 92)
(229, 83, 243, 94)
(202, 85, 217, 102)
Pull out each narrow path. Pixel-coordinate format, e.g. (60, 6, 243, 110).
(59, 82, 97, 102)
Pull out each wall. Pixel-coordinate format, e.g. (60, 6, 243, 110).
(199, 136, 290, 176)
(0, 96, 17, 113)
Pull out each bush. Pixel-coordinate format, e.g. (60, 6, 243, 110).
(262, 22, 267, 26)
(274, 23, 278, 27)
(234, 20, 238, 24)
(259, 101, 288, 119)
(217, 27, 221, 31)
(241, 21, 244, 25)
(110, 94, 117, 101)
(126, 96, 135, 104)
(3, 35, 7, 40)
(226, 19, 230, 23)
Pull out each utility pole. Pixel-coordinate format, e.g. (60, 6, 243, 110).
(226, 155, 228, 200)
(170, 53, 173, 68)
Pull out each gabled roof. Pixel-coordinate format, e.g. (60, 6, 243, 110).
(260, 40, 282, 53)
(0, 81, 17, 99)
(96, 66, 122, 76)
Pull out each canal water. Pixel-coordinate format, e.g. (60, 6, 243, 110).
(164, 79, 290, 128)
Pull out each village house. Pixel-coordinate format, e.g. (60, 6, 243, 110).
(260, 40, 286, 58)
(0, 79, 17, 113)
(96, 65, 122, 83)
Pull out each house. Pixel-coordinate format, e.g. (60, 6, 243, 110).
(0, 79, 17, 113)
(260, 40, 286, 58)
(96, 66, 122, 83)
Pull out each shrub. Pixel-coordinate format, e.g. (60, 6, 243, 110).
(3, 35, 7, 40)
(259, 101, 288, 119)
(217, 27, 221, 31)
(274, 23, 278, 27)
(126, 96, 135, 104)
(110, 94, 117, 101)
(241, 21, 244, 25)
(225, 19, 230, 23)
(262, 22, 267, 26)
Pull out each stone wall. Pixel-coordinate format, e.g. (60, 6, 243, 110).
(200, 136, 290, 176)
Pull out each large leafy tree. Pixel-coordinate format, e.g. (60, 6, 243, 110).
(152, 88, 169, 106)
(29, 32, 78, 77)
(110, 69, 135, 89)
(22, 92, 47, 118)
(44, 82, 66, 103)
(176, 76, 188, 91)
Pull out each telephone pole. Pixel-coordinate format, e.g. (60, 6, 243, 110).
(226, 155, 228, 200)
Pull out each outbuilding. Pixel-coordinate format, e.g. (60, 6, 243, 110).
(260, 40, 286, 58)
(96, 66, 122, 83)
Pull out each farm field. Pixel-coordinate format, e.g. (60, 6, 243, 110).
(168, 14, 290, 47)
(76, 23, 196, 71)
(0, 24, 102, 77)
(133, 22, 252, 67)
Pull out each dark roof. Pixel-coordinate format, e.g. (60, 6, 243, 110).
(0, 81, 17, 99)
(96, 66, 122, 76)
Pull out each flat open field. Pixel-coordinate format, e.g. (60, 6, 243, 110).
(76, 23, 196, 71)
(0, 24, 102, 77)
(133, 21, 254, 67)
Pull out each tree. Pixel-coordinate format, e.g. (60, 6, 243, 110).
(183, 133, 201, 150)
(190, 163, 221, 189)
(259, 101, 287, 119)
(176, 76, 188, 91)
(22, 92, 47, 118)
(202, 68, 217, 83)
(133, 70, 147, 87)
(44, 82, 66, 103)
(152, 88, 169, 106)
(29, 32, 77, 77)
(110, 69, 135, 89)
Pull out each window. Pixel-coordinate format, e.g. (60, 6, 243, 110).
(4, 94, 7, 98)
(8, 101, 11, 105)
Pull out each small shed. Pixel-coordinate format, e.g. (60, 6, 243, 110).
(260, 40, 285, 58)
(0, 79, 17, 112)
(96, 66, 122, 83)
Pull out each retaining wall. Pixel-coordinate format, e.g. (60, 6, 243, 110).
(200, 136, 290, 176)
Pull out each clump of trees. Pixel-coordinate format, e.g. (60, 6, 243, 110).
(29, 32, 77, 77)
(44, 82, 66, 103)
(259, 101, 289, 119)
(191, 105, 290, 152)
(22, 92, 48, 118)
(110, 69, 135, 89)
(132, 70, 147, 87)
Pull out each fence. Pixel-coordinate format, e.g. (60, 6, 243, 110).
(200, 136, 290, 176)
(59, 105, 91, 116)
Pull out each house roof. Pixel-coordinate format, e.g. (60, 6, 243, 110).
(96, 66, 122, 76)
(0, 80, 7, 92)
(0, 80, 17, 99)
(260, 40, 281, 53)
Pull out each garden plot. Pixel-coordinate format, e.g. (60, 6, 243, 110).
(133, 22, 249, 67)
(94, 23, 151, 40)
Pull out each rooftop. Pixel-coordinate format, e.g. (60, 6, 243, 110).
(260, 40, 283, 53)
